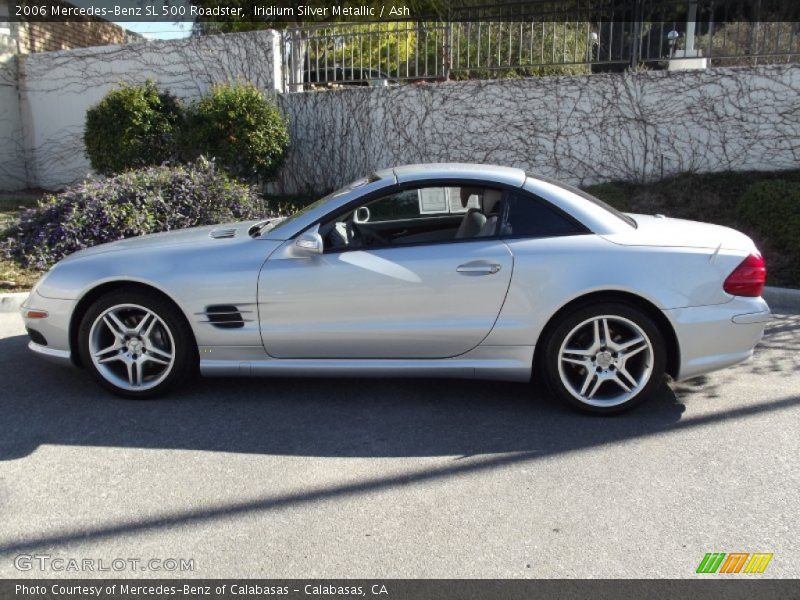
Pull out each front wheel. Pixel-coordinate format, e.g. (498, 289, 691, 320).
(541, 302, 666, 414)
(78, 289, 196, 399)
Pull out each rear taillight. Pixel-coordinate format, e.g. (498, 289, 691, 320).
(723, 254, 766, 297)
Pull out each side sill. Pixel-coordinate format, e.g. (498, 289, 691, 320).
(200, 345, 534, 383)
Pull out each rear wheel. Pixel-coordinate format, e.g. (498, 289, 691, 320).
(541, 302, 666, 414)
(78, 289, 196, 399)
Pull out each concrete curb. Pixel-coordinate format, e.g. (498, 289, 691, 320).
(0, 292, 27, 313)
(763, 286, 800, 311)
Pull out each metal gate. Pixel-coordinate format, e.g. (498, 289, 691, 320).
(281, 0, 800, 92)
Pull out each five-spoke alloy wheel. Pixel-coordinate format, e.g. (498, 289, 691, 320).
(79, 289, 195, 399)
(542, 302, 666, 414)
(89, 304, 175, 392)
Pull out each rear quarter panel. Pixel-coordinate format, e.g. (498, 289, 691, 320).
(483, 234, 748, 346)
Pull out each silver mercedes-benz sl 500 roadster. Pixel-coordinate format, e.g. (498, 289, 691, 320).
(21, 163, 769, 413)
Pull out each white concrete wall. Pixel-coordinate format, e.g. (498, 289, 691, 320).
(0, 51, 26, 189)
(1, 33, 798, 195)
(3, 29, 282, 190)
(273, 64, 800, 195)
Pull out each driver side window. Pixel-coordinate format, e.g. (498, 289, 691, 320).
(319, 185, 503, 251)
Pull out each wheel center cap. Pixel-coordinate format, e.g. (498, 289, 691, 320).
(126, 339, 143, 353)
(596, 351, 613, 369)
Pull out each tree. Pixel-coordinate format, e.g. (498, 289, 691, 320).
(305, 21, 418, 76)
(189, 1, 448, 35)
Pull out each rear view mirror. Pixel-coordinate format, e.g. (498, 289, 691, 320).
(354, 206, 371, 223)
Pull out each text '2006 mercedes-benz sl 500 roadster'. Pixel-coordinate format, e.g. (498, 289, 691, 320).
(21, 163, 770, 413)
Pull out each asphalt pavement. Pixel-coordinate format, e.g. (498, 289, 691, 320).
(0, 310, 797, 578)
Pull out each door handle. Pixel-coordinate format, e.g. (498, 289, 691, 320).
(456, 262, 502, 275)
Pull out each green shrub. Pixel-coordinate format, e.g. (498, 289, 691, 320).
(183, 83, 289, 181)
(737, 180, 800, 280)
(263, 193, 317, 217)
(583, 182, 634, 212)
(2, 160, 271, 270)
(84, 81, 183, 175)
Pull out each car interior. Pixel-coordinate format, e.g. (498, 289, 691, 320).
(319, 186, 506, 251)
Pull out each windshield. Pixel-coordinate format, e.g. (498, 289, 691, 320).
(267, 175, 380, 236)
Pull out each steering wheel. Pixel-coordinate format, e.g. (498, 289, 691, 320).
(346, 213, 390, 247)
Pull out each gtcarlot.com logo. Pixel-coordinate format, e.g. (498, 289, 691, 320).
(14, 554, 195, 573)
(696, 552, 773, 574)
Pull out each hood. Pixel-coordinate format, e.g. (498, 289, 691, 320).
(603, 214, 758, 253)
(60, 221, 263, 263)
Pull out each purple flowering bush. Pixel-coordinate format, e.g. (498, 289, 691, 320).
(2, 160, 272, 270)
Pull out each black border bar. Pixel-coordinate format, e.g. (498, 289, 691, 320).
(7, 0, 800, 23)
(2, 579, 800, 600)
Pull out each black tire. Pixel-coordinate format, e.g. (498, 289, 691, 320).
(78, 288, 197, 399)
(540, 302, 666, 415)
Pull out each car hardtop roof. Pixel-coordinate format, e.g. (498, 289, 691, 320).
(389, 163, 526, 188)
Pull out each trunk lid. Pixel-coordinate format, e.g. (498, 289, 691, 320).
(602, 214, 758, 252)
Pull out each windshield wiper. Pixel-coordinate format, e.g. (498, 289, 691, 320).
(248, 219, 273, 238)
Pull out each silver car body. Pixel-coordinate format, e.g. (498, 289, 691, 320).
(21, 164, 770, 383)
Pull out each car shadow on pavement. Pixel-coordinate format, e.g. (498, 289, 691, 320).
(1, 316, 798, 555)
(0, 332, 692, 462)
(2, 310, 798, 462)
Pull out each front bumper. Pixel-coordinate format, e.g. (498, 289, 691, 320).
(21, 290, 76, 367)
(27, 341, 72, 365)
(666, 296, 770, 381)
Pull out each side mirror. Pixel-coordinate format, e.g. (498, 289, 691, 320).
(294, 225, 323, 256)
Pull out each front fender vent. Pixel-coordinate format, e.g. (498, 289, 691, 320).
(210, 228, 237, 239)
(200, 305, 252, 329)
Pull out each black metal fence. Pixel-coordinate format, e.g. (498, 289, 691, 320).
(282, 0, 800, 90)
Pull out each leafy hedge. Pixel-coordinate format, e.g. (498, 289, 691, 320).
(84, 81, 183, 175)
(2, 160, 271, 270)
(737, 180, 800, 281)
(83, 81, 289, 182)
(585, 170, 800, 287)
(182, 83, 290, 181)
(582, 182, 635, 212)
